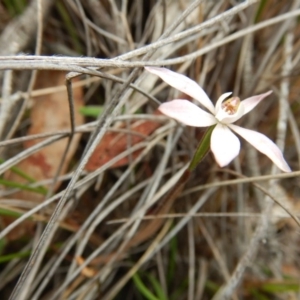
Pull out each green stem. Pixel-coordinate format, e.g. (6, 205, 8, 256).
(189, 125, 215, 171)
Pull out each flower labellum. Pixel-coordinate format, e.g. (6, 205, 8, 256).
(222, 97, 240, 115)
(145, 66, 291, 172)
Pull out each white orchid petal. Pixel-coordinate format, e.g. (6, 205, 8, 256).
(215, 92, 233, 113)
(145, 67, 215, 113)
(158, 100, 217, 127)
(241, 91, 272, 116)
(229, 124, 291, 172)
(211, 124, 240, 167)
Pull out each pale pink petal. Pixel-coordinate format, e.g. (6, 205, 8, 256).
(211, 124, 240, 167)
(145, 66, 215, 114)
(158, 100, 217, 127)
(241, 91, 272, 116)
(228, 124, 291, 172)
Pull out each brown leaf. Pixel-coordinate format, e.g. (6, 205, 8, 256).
(85, 112, 162, 171)
(2, 71, 84, 239)
(12, 71, 83, 196)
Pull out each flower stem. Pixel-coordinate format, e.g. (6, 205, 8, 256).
(189, 125, 215, 171)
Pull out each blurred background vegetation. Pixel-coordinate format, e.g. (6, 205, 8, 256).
(0, 0, 299, 299)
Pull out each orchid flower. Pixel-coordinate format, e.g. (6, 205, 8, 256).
(145, 67, 291, 172)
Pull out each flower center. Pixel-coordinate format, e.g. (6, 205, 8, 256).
(221, 96, 240, 115)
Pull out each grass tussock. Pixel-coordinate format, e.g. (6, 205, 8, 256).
(0, 0, 300, 299)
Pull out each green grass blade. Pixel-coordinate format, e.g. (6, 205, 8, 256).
(206, 280, 219, 293)
(0, 208, 25, 218)
(0, 250, 31, 264)
(167, 234, 177, 284)
(132, 272, 159, 300)
(56, 1, 83, 54)
(255, 0, 267, 23)
(0, 178, 47, 195)
(79, 106, 104, 117)
(250, 289, 270, 300)
(261, 281, 300, 293)
(0, 158, 36, 182)
(3, 0, 26, 16)
(0, 158, 48, 194)
(170, 278, 188, 300)
(0, 239, 7, 255)
(146, 273, 168, 300)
